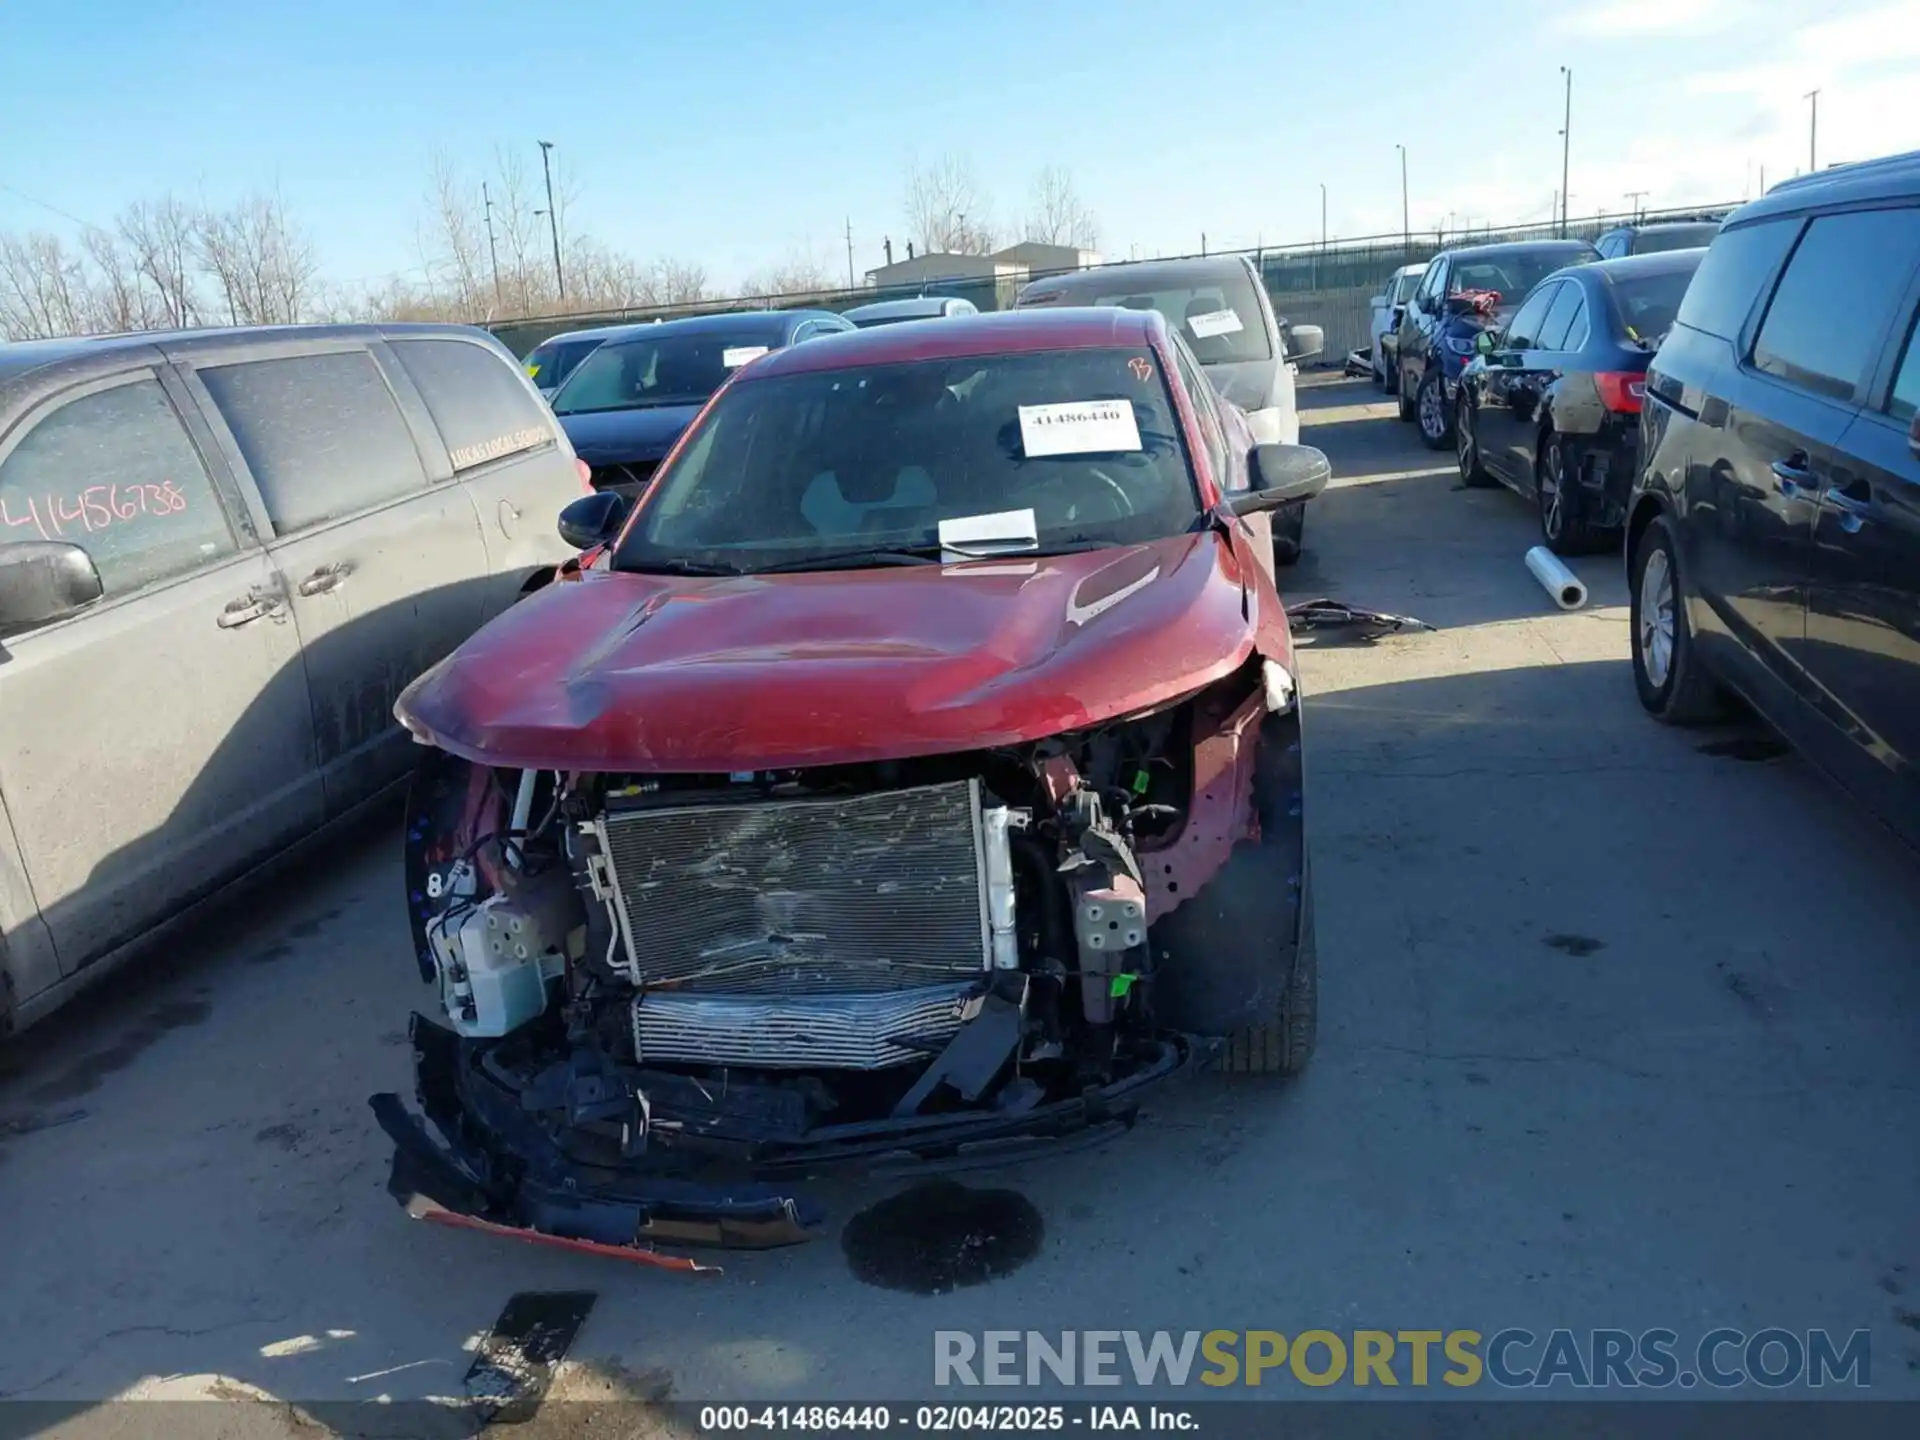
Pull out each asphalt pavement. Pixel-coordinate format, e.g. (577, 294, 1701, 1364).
(5, 375, 1920, 1434)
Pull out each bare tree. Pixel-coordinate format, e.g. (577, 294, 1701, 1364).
(739, 245, 838, 304)
(80, 226, 162, 333)
(903, 154, 996, 255)
(1024, 166, 1099, 250)
(652, 257, 709, 307)
(0, 231, 87, 339)
(196, 190, 318, 325)
(419, 152, 490, 321)
(119, 196, 202, 328)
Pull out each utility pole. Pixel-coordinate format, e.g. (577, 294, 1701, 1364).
(1624, 189, 1648, 220)
(1319, 183, 1327, 248)
(1558, 67, 1573, 236)
(482, 181, 502, 305)
(1805, 89, 1820, 172)
(1395, 144, 1409, 252)
(537, 140, 564, 302)
(844, 216, 855, 289)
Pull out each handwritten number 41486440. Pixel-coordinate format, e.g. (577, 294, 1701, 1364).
(1, 481, 189, 540)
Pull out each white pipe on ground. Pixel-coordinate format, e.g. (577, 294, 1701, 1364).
(1525, 545, 1588, 611)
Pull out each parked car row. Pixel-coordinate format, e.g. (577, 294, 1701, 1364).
(1393, 153, 1920, 865)
(0, 324, 583, 1033)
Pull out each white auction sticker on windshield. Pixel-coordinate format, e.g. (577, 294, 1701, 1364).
(722, 345, 770, 368)
(1017, 400, 1142, 458)
(939, 508, 1038, 552)
(1187, 308, 1244, 339)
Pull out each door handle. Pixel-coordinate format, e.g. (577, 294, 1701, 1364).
(1819, 486, 1872, 534)
(297, 561, 353, 596)
(1770, 455, 1814, 498)
(217, 593, 280, 629)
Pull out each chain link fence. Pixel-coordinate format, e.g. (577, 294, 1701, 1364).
(490, 201, 1738, 363)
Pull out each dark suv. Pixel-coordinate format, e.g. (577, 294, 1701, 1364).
(1394, 239, 1600, 449)
(1628, 150, 1920, 849)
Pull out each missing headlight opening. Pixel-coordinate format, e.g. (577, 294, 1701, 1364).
(371, 660, 1311, 1259)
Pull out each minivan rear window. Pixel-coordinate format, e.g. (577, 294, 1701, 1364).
(1751, 206, 1920, 403)
(394, 338, 555, 472)
(1673, 218, 1799, 340)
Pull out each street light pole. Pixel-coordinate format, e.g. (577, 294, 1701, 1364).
(482, 181, 502, 305)
(1319, 183, 1327, 248)
(1558, 67, 1572, 236)
(537, 140, 564, 302)
(1395, 144, 1409, 252)
(1805, 89, 1820, 171)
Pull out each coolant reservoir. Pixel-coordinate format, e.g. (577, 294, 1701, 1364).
(431, 894, 566, 1038)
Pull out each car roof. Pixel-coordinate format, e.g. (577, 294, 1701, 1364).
(1443, 238, 1597, 262)
(749, 306, 1164, 378)
(1393, 262, 1428, 276)
(1587, 248, 1709, 282)
(593, 308, 837, 349)
(1625, 221, 1720, 235)
(844, 297, 963, 320)
(1755, 147, 1920, 210)
(533, 323, 643, 347)
(0, 321, 492, 387)
(1019, 254, 1252, 296)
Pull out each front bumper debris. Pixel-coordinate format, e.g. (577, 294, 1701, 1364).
(370, 1013, 1193, 1267)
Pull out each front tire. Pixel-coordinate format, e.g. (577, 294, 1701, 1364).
(1222, 875, 1316, 1076)
(1272, 504, 1306, 567)
(1630, 514, 1723, 725)
(1416, 368, 1452, 449)
(1396, 362, 1417, 422)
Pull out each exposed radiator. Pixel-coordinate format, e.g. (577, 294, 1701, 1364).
(593, 778, 990, 995)
(632, 984, 972, 1070)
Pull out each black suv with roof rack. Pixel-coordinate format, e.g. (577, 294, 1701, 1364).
(1627, 149, 1920, 851)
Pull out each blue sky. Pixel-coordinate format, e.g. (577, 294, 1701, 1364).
(3, 0, 1917, 292)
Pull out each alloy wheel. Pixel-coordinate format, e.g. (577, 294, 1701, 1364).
(1419, 376, 1445, 440)
(1540, 440, 1565, 540)
(1639, 546, 1676, 690)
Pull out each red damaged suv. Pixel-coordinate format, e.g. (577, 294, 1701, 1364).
(372, 307, 1328, 1256)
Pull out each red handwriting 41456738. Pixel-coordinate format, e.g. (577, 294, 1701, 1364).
(1, 480, 189, 541)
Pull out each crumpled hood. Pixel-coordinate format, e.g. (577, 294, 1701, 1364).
(397, 532, 1277, 772)
(558, 404, 704, 464)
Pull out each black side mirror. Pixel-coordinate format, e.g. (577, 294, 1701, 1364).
(0, 540, 104, 636)
(557, 490, 630, 550)
(1231, 444, 1332, 516)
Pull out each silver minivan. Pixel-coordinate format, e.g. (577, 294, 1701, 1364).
(0, 323, 583, 1034)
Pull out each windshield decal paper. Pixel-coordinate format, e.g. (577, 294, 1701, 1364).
(722, 345, 771, 368)
(1186, 309, 1245, 339)
(938, 508, 1039, 555)
(1017, 400, 1142, 458)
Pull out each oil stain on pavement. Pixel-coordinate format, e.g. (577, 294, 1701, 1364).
(842, 1180, 1044, 1293)
(24, 998, 212, 1105)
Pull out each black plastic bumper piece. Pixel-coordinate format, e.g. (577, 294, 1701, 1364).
(371, 1012, 1192, 1254)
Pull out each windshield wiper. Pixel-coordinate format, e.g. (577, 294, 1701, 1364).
(621, 557, 744, 576)
(750, 545, 950, 575)
(751, 537, 1123, 575)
